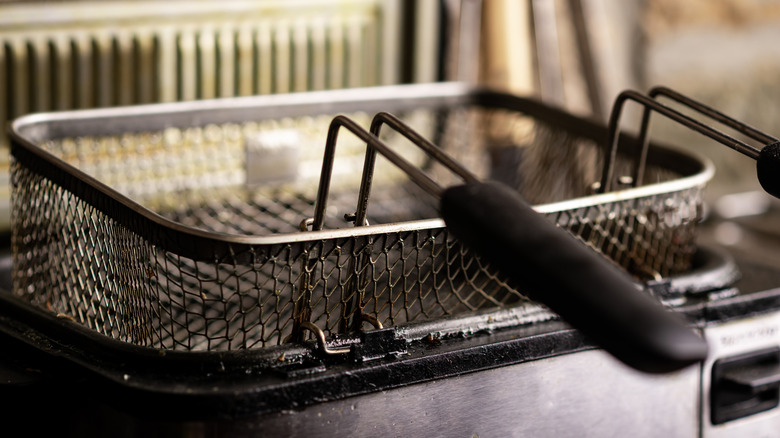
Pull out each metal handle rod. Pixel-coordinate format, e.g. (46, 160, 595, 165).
(351, 112, 480, 229)
(311, 115, 445, 231)
(650, 86, 778, 146)
(531, 0, 566, 106)
(641, 89, 780, 201)
(567, 0, 605, 120)
(370, 112, 479, 181)
(632, 87, 778, 187)
(600, 90, 759, 193)
(354, 112, 469, 229)
(632, 86, 780, 187)
(327, 112, 482, 333)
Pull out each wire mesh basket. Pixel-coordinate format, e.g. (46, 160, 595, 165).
(9, 83, 713, 352)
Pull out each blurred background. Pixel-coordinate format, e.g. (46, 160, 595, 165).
(2, 0, 780, 261)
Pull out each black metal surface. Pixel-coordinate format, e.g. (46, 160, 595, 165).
(349, 327, 408, 362)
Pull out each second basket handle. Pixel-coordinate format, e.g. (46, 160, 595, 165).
(646, 87, 780, 199)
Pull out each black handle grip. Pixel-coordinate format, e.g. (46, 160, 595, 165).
(757, 141, 780, 199)
(440, 181, 708, 373)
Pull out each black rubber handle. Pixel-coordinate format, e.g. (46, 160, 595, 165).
(757, 141, 780, 199)
(440, 181, 708, 373)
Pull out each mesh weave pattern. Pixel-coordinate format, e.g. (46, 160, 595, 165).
(10, 104, 706, 351)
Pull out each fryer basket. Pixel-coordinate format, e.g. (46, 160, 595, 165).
(9, 83, 713, 352)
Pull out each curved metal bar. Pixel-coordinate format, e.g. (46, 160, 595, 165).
(361, 314, 384, 330)
(650, 86, 778, 146)
(633, 86, 777, 188)
(371, 112, 480, 182)
(632, 102, 654, 188)
(600, 90, 759, 193)
(300, 322, 351, 355)
(350, 112, 481, 229)
(311, 115, 444, 231)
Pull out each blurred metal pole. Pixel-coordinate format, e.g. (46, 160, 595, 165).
(531, 0, 566, 106)
(568, 0, 606, 120)
(444, 0, 483, 83)
(481, 0, 534, 94)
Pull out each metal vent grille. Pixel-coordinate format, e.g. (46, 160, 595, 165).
(0, 0, 419, 149)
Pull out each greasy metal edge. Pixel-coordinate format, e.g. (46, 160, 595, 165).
(9, 82, 712, 260)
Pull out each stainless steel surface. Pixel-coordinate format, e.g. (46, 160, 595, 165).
(99, 349, 700, 437)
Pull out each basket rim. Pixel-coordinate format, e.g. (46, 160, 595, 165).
(8, 82, 714, 260)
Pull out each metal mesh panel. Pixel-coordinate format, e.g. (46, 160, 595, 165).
(12, 162, 159, 345)
(12, 158, 527, 351)
(550, 187, 702, 279)
(10, 97, 709, 352)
